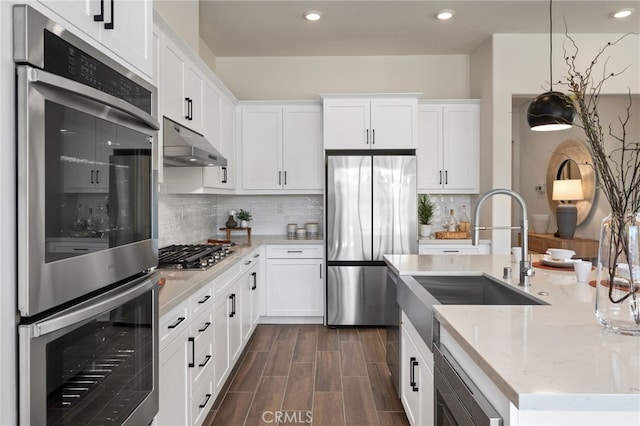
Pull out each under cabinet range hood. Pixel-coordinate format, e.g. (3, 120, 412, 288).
(163, 117, 227, 167)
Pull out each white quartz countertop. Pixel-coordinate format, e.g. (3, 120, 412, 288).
(417, 238, 491, 245)
(384, 254, 640, 412)
(158, 235, 324, 315)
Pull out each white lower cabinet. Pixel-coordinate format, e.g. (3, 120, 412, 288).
(159, 249, 261, 425)
(265, 245, 324, 319)
(400, 311, 434, 426)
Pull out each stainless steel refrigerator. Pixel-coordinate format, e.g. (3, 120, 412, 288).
(326, 151, 417, 326)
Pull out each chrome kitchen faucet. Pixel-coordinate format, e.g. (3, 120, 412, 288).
(472, 189, 535, 287)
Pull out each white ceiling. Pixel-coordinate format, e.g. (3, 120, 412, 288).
(198, 0, 640, 57)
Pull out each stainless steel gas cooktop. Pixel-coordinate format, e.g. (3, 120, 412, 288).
(158, 244, 234, 270)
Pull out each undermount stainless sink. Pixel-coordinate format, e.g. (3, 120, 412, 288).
(411, 275, 546, 306)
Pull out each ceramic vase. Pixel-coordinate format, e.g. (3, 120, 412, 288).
(225, 215, 237, 229)
(240, 220, 249, 228)
(419, 224, 432, 238)
(595, 212, 640, 335)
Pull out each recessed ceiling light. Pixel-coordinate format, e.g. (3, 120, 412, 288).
(611, 8, 635, 18)
(304, 10, 322, 21)
(436, 9, 455, 20)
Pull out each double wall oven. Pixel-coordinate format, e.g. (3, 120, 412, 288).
(15, 5, 160, 425)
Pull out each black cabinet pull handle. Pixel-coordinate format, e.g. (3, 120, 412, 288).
(445, 170, 448, 185)
(319, 264, 323, 279)
(222, 166, 227, 183)
(278, 171, 282, 185)
(91, 170, 95, 184)
(245, 261, 252, 266)
(410, 357, 419, 391)
(251, 272, 257, 290)
(104, 0, 114, 29)
(199, 393, 212, 409)
(199, 354, 212, 368)
(185, 98, 191, 120)
(95, 170, 99, 184)
(229, 294, 236, 317)
(94, 0, 104, 21)
(188, 337, 195, 368)
(253, 253, 260, 258)
(366, 129, 369, 144)
(168, 317, 185, 329)
(439, 170, 442, 185)
(284, 171, 287, 185)
(287, 250, 303, 253)
(198, 322, 211, 333)
(198, 295, 211, 304)
(372, 128, 375, 144)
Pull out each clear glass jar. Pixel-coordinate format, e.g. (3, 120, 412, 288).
(595, 212, 640, 335)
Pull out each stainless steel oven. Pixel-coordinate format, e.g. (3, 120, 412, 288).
(14, 5, 159, 317)
(19, 273, 159, 426)
(14, 5, 160, 425)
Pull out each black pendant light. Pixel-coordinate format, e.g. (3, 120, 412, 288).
(527, 0, 576, 131)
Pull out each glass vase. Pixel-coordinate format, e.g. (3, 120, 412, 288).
(595, 212, 640, 335)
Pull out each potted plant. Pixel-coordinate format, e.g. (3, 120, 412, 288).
(236, 209, 252, 228)
(418, 195, 434, 238)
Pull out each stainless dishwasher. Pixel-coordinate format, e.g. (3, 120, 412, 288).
(433, 342, 503, 425)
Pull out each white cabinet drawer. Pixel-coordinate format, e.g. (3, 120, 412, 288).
(191, 311, 214, 386)
(240, 249, 262, 274)
(190, 282, 214, 318)
(214, 262, 242, 295)
(191, 377, 214, 426)
(266, 245, 323, 259)
(418, 243, 490, 255)
(159, 301, 189, 352)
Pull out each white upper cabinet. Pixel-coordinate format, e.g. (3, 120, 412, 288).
(161, 37, 204, 133)
(417, 102, 480, 193)
(322, 95, 418, 149)
(240, 104, 322, 192)
(38, 0, 153, 78)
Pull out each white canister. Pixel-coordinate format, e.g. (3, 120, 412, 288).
(287, 223, 297, 237)
(305, 222, 319, 237)
(296, 228, 307, 239)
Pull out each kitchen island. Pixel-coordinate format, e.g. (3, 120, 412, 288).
(385, 254, 640, 425)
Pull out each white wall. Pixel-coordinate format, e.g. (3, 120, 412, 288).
(479, 33, 639, 253)
(517, 95, 640, 241)
(216, 55, 470, 100)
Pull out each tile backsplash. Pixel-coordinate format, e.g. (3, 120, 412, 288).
(158, 192, 466, 246)
(158, 194, 323, 246)
(420, 194, 472, 231)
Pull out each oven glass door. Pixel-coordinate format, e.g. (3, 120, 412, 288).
(19, 275, 159, 426)
(17, 65, 158, 316)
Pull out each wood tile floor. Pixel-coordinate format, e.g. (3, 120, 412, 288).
(204, 324, 409, 426)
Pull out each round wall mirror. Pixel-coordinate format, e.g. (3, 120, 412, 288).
(546, 139, 596, 226)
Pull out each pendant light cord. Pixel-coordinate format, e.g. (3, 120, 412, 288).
(549, 0, 553, 91)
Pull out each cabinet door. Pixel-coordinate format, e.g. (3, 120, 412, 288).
(185, 65, 204, 133)
(323, 99, 370, 149)
(203, 95, 235, 189)
(417, 106, 444, 191)
(158, 329, 189, 426)
(203, 81, 222, 150)
(250, 267, 261, 327)
(98, 0, 153, 77)
(266, 259, 323, 316)
(241, 107, 283, 190)
(370, 99, 417, 149)
(282, 106, 323, 190)
(229, 281, 243, 363)
(400, 325, 420, 425)
(442, 104, 479, 192)
(213, 294, 230, 395)
(161, 40, 187, 125)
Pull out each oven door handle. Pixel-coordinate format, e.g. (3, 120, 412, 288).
(21, 66, 159, 130)
(31, 274, 156, 338)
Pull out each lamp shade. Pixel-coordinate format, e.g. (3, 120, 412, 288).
(527, 91, 576, 131)
(552, 179, 584, 201)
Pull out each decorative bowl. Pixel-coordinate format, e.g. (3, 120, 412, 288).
(546, 248, 575, 260)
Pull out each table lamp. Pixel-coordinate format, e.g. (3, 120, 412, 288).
(552, 179, 583, 238)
